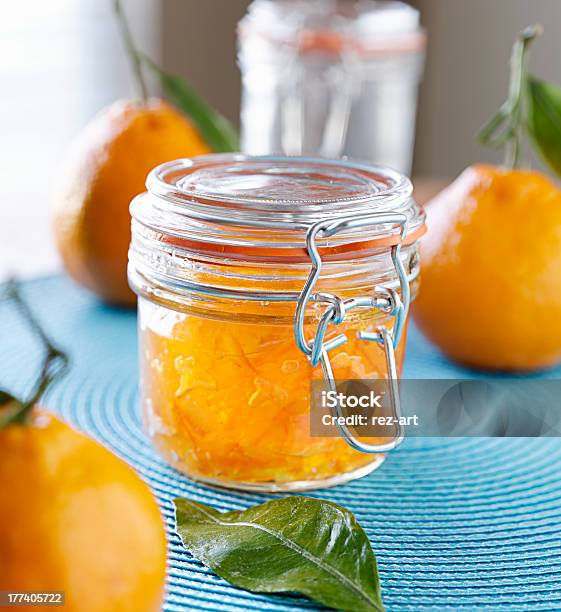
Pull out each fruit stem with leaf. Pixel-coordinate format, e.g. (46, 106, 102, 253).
(478, 24, 543, 169)
(111, 0, 239, 152)
(0, 281, 69, 428)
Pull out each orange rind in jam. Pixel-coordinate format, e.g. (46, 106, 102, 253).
(140, 300, 407, 488)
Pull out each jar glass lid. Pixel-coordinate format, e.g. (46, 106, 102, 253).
(132, 154, 425, 262)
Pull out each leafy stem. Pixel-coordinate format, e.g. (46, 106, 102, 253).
(477, 24, 543, 169)
(111, 0, 239, 151)
(0, 280, 69, 428)
(112, 0, 148, 104)
(141, 53, 240, 152)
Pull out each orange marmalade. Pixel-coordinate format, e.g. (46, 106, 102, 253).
(129, 155, 425, 491)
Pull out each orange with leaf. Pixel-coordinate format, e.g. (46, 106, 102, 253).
(414, 26, 561, 371)
(0, 283, 167, 611)
(53, 0, 237, 306)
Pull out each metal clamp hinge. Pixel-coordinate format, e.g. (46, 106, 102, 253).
(295, 212, 410, 454)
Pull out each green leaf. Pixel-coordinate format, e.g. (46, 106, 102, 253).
(527, 75, 561, 177)
(143, 55, 239, 153)
(0, 389, 18, 407)
(174, 496, 384, 612)
(0, 390, 25, 429)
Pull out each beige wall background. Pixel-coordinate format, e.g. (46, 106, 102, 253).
(411, 0, 561, 177)
(160, 0, 561, 179)
(161, 0, 249, 126)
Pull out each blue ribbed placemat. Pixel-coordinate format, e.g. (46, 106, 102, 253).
(2, 275, 561, 611)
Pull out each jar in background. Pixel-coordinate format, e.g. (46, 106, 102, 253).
(128, 155, 425, 491)
(238, 0, 426, 174)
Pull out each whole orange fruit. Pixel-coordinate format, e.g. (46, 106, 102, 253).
(0, 409, 167, 612)
(53, 98, 210, 306)
(413, 164, 561, 371)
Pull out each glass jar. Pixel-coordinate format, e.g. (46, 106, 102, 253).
(238, 0, 426, 174)
(128, 155, 425, 492)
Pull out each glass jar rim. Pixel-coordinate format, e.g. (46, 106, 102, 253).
(129, 154, 424, 309)
(238, 0, 426, 56)
(134, 154, 425, 257)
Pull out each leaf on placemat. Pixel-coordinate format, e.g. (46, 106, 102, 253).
(527, 75, 561, 178)
(143, 55, 239, 153)
(174, 496, 384, 612)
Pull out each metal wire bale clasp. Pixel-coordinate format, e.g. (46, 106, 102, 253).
(294, 212, 410, 454)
